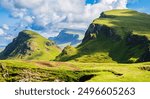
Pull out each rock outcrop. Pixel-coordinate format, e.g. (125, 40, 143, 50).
(57, 9, 150, 63)
(0, 30, 61, 60)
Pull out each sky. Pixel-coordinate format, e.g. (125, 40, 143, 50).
(0, 0, 150, 46)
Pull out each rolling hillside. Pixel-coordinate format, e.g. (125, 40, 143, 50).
(0, 9, 150, 82)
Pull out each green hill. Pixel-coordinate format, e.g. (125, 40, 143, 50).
(57, 9, 150, 63)
(0, 10, 150, 82)
(0, 30, 61, 60)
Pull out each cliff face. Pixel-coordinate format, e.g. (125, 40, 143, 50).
(81, 22, 150, 63)
(127, 35, 150, 62)
(82, 24, 120, 43)
(0, 30, 61, 60)
(57, 9, 150, 63)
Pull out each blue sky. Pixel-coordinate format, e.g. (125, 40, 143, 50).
(127, 0, 150, 13)
(0, 7, 20, 26)
(86, 0, 100, 4)
(0, 0, 100, 26)
(0, 0, 149, 26)
(0, 0, 150, 46)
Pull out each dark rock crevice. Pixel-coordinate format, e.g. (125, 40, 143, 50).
(81, 23, 150, 63)
(82, 24, 121, 43)
(79, 74, 95, 82)
(0, 31, 32, 59)
(125, 34, 150, 62)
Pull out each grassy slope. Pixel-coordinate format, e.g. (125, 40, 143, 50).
(57, 34, 142, 63)
(23, 30, 61, 60)
(56, 36, 117, 63)
(74, 35, 117, 63)
(0, 10, 150, 82)
(92, 9, 150, 62)
(56, 9, 150, 63)
(0, 60, 150, 82)
(0, 30, 61, 61)
(94, 9, 150, 39)
(56, 45, 78, 61)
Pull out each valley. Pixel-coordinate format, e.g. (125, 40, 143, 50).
(0, 9, 150, 82)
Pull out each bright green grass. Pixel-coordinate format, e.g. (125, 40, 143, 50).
(56, 35, 117, 63)
(0, 30, 61, 61)
(56, 45, 78, 61)
(56, 9, 150, 63)
(0, 60, 85, 82)
(17, 30, 61, 60)
(57, 33, 145, 63)
(66, 62, 150, 82)
(0, 60, 150, 82)
(93, 9, 150, 39)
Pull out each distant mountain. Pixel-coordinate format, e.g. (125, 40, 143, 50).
(49, 28, 85, 48)
(56, 9, 150, 63)
(0, 30, 61, 60)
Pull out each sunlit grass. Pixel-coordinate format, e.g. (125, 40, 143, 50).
(0, 60, 150, 82)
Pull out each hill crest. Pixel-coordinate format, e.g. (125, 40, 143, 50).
(0, 30, 61, 60)
(57, 9, 150, 63)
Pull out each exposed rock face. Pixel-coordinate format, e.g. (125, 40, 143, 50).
(56, 9, 150, 63)
(1, 31, 32, 57)
(138, 40, 150, 62)
(82, 23, 150, 62)
(0, 30, 61, 60)
(139, 48, 150, 62)
(125, 34, 150, 62)
(82, 24, 120, 43)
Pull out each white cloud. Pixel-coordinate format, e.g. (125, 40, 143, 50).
(23, 16, 34, 23)
(4, 35, 15, 40)
(2, 24, 9, 30)
(0, 0, 128, 38)
(0, 28, 4, 35)
(114, 0, 127, 9)
(14, 0, 43, 9)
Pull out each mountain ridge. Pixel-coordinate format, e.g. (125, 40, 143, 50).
(0, 30, 61, 60)
(56, 9, 150, 63)
(49, 28, 85, 48)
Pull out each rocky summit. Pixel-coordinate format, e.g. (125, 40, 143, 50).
(0, 30, 61, 60)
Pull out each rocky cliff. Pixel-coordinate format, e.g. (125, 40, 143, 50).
(0, 30, 61, 60)
(57, 9, 150, 63)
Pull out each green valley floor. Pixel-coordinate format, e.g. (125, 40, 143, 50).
(0, 60, 150, 82)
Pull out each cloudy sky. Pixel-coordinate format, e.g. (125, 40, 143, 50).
(0, 0, 150, 46)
